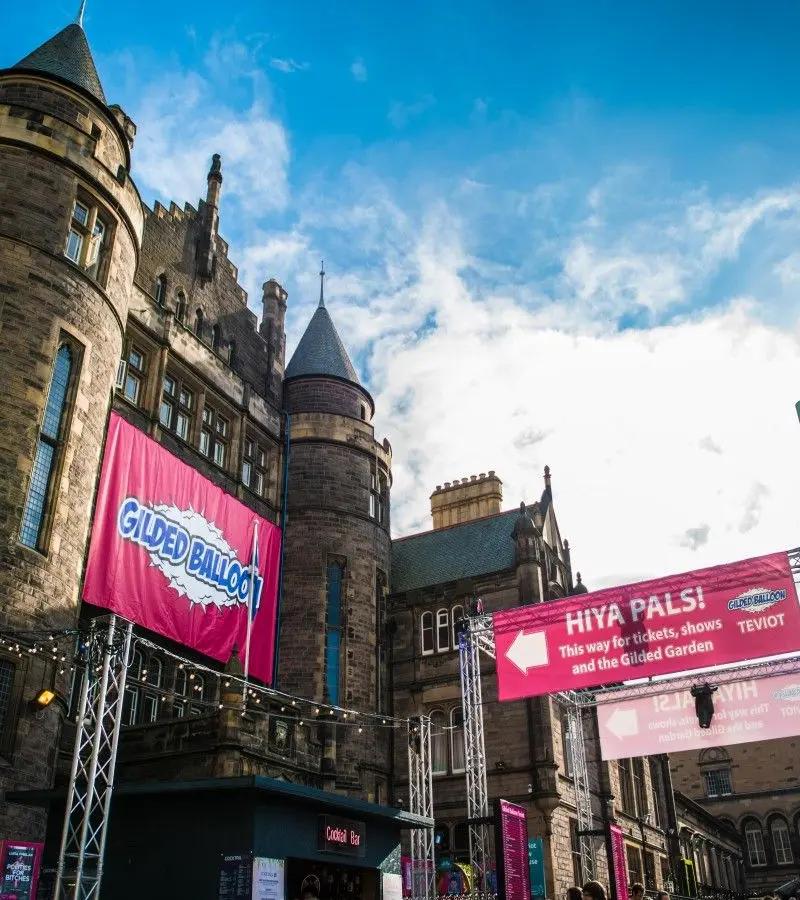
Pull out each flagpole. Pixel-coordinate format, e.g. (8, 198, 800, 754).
(242, 519, 259, 709)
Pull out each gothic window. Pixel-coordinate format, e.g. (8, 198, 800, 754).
(450, 706, 465, 773)
(430, 709, 447, 775)
(20, 340, 78, 551)
(194, 308, 204, 337)
(420, 612, 434, 655)
(199, 404, 228, 468)
(175, 668, 209, 717)
(64, 194, 113, 284)
(159, 373, 193, 441)
(703, 768, 732, 797)
(744, 821, 767, 867)
(450, 605, 464, 650)
(618, 758, 636, 814)
(324, 560, 345, 706)
(771, 818, 794, 865)
(154, 274, 167, 306)
(122, 344, 146, 406)
(436, 608, 450, 652)
(242, 437, 267, 496)
(175, 292, 187, 323)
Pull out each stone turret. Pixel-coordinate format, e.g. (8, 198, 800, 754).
(0, 13, 144, 839)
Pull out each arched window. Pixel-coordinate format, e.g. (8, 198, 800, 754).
(450, 706, 465, 773)
(451, 605, 464, 650)
(20, 342, 76, 550)
(154, 274, 167, 306)
(194, 308, 204, 336)
(211, 324, 221, 352)
(430, 709, 447, 775)
(436, 608, 449, 652)
(123, 650, 143, 725)
(420, 612, 434, 655)
(175, 292, 187, 323)
(771, 818, 793, 865)
(744, 821, 767, 867)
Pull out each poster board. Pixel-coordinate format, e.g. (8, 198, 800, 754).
(0, 841, 43, 900)
(494, 799, 531, 900)
(253, 858, 285, 900)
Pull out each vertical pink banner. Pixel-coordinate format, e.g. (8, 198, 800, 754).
(83, 413, 282, 683)
(608, 825, 629, 900)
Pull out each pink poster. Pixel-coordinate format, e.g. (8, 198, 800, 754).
(83, 412, 281, 683)
(598, 666, 800, 760)
(608, 825, 629, 900)
(494, 552, 800, 701)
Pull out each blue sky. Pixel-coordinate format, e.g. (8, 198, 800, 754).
(5, 1, 800, 584)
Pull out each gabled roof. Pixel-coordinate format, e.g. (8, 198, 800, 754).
(285, 304, 360, 384)
(11, 23, 106, 104)
(391, 510, 518, 595)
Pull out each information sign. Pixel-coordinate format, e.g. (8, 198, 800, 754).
(218, 853, 252, 900)
(0, 841, 42, 900)
(528, 837, 545, 899)
(494, 799, 531, 900)
(252, 858, 284, 900)
(494, 552, 800, 701)
(382, 873, 403, 900)
(598, 666, 800, 759)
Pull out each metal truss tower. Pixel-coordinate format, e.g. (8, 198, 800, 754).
(55, 615, 133, 900)
(564, 693, 596, 880)
(408, 715, 436, 900)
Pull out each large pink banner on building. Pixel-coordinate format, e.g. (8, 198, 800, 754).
(598, 667, 800, 760)
(494, 552, 800, 701)
(83, 412, 281, 683)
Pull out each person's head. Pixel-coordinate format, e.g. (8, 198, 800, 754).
(567, 887, 583, 900)
(582, 881, 607, 900)
(630, 883, 645, 900)
(655, 891, 669, 900)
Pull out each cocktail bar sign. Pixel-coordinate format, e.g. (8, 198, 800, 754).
(318, 816, 365, 857)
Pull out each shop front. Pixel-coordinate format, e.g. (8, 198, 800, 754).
(13, 775, 430, 900)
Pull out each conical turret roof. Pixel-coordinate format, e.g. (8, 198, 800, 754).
(12, 23, 106, 104)
(285, 304, 361, 384)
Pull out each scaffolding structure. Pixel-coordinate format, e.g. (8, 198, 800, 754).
(54, 615, 133, 900)
(408, 715, 436, 900)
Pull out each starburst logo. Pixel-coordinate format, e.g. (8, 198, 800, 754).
(727, 587, 787, 613)
(117, 497, 262, 612)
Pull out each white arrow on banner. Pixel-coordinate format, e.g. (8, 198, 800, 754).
(506, 630, 549, 674)
(606, 707, 639, 739)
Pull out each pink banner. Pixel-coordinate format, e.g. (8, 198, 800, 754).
(608, 825, 629, 900)
(494, 552, 800, 701)
(598, 667, 800, 760)
(83, 413, 281, 683)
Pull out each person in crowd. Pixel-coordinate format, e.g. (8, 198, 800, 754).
(582, 880, 608, 900)
(567, 887, 583, 900)
(655, 890, 669, 900)
(630, 883, 645, 900)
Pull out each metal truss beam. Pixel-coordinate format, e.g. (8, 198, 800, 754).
(408, 716, 435, 900)
(55, 615, 133, 900)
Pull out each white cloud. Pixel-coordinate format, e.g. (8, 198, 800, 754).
(388, 95, 436, 128)
(270, 58, 309, 74)
(351, 58, 367, 82)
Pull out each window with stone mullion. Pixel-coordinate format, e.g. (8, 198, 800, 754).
(159, 372, 193, 442)
(242, 436, 267, 496)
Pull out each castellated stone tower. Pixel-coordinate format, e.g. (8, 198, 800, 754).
(279, 272, 393, 801)
(0, 20, 143, 836)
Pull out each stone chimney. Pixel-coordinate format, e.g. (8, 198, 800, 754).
(430, 471, 503, 529)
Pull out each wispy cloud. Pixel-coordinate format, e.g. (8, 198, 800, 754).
(680, 524, 711, 551)
(388, 95, 435, 128)
(270, 57, 309, 74)
(350, 58, 367, 82)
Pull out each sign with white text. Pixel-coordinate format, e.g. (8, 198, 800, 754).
(598, 667, 800, 759)
(252, 858, 284, 900)
(494, 800, 531, 900)
(494, 552, 800, 701)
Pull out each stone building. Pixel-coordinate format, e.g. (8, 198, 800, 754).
(675, 792, 745, 896)
(671, 739, 800, 893)
(389, 474, 681, 898)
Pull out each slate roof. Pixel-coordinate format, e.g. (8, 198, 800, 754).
(12, 23, 106, 104)
(285, 304, 360, 384)
(391, 509, 518, 594)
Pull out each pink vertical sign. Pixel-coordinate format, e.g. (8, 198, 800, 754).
(608, 825, 629, 900)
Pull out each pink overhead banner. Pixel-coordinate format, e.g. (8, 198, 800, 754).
(83, 412, 281, 683)
(598, 668, 800, 760)
(494, 552, 800, 701)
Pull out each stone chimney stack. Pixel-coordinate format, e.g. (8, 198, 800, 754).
(197, 153, 222, 280)
(430, 471, 503, 529)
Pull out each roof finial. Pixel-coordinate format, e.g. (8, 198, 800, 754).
(76, 0, 87, 27)
(319, 260, 325, 308)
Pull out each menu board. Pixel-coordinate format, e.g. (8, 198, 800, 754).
(218, 853, 252, 900)
(0, 841, 42, 900)
(494, 800, 531, 900)
(253, 858, 284, 900)
(608, 825, 629, 900)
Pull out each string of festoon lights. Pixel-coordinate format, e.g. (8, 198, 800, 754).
(0, 622, 427, 735)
